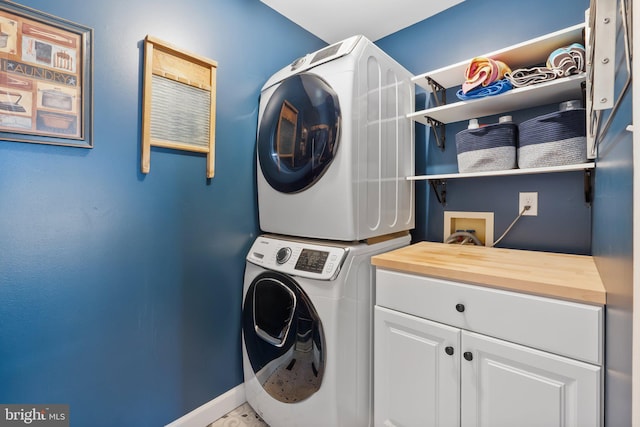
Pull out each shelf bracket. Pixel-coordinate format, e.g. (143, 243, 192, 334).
(426, 117, 446, 150)
(584, 169, 593, 205)
(425, 76, 446, 107)
(429, 179, 447, 206)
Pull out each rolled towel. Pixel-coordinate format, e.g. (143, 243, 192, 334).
(456, 78, 513, 100)
(462, 57, 511, 94)
(547, 49, 577, 76)
(568, 43, 586, 72)
(504, 66, 560, 88)
(546, 43, 585, 76)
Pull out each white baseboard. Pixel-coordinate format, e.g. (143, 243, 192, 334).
(165, 383, 246, 427)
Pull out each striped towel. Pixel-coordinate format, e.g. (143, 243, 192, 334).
(547, 43, 585, 76)
(504, 67, 560, 88)
(505, 43, 585, 88)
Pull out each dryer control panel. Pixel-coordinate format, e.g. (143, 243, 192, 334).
(247, 235, 349, 281)
(261, 35, 362, 91)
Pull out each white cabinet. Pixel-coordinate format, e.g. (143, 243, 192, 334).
(375, 306, 460, 427)
(374, 270, 603, 427)
(461, 330, 601, 427)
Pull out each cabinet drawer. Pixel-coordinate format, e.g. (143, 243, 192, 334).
(376, 269, 603, 365)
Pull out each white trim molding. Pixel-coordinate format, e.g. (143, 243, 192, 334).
(165, 384, 246, 427)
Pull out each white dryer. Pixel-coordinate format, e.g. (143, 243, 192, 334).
(256, 35, 415, 241)
(242, 233, 410, 427)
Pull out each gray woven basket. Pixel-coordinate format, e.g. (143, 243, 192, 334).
(518, 109, 587, 168)
(455, 123, 517, 173)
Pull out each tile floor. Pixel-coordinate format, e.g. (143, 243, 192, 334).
(207, 403, 269, 427)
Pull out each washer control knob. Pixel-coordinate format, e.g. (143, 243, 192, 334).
(276, 247, 292, 264)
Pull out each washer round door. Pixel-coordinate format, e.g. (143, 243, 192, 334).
(257, 73, 341, 193)
(243, 271, 326, 403)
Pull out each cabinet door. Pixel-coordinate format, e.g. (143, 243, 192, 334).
(461, 331, 601, 427)
(374, 306, 460, 427)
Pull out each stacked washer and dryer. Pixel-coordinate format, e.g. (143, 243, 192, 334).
(242, 35, 415, 427)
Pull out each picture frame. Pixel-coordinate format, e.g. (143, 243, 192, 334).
(0, 2, 93, 148)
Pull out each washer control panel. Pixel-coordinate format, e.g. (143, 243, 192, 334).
(247, 235, 349, 280)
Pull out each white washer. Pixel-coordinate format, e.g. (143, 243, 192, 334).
(242, 233, 410, 427)
(256, 35, 415, 241)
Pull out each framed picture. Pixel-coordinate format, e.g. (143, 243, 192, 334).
(0, 2, 93, 148)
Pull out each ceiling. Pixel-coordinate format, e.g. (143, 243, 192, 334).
(260, 0, 465, 44)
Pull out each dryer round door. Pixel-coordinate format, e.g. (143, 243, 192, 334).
(258, 73, 341, 193)
(242, 271, 326, 403)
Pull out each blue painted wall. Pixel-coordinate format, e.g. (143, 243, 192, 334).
(0, 1, 324, 426)
(378, 0, 592, 254)
(1, 0, 633, 426)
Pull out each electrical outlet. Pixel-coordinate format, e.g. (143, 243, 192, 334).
(519, 192, 538, 216)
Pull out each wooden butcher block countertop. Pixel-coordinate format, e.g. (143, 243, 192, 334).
(371, 242, 606, 305)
